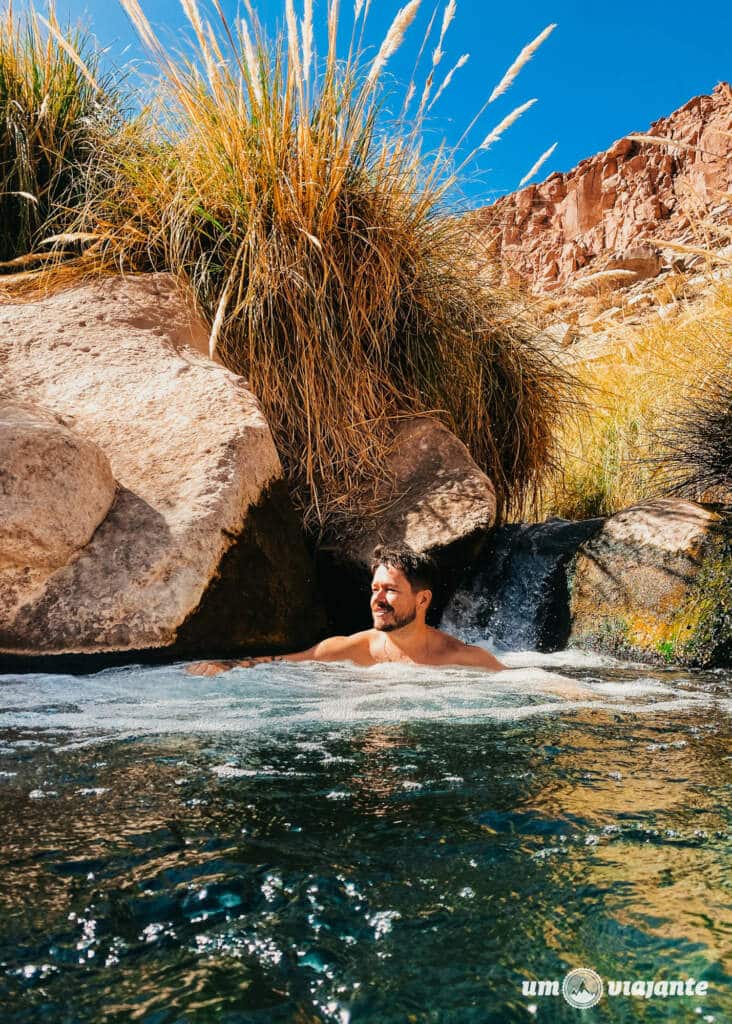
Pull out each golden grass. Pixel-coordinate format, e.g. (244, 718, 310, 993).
(540, 280, 732, 519)
(0, 2, 126, 264)
(47, 0, 572, 538)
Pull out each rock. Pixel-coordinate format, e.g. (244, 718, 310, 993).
(471, 82, 732, 295)
(569, 499, 731, 666)
(605, 244, 663, 279)
(626, 292, 653, 310)
(541, 320, 578, 347)
(0, 274, 325, 661)
(570, 268, 640, 295)
(318, 417, 497, 633)
(0, 402, 115, 572)
(359, 418, 498, 559)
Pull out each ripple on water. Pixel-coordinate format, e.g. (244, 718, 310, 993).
(0, 656, 729, 749)
(0, 659, 729, 1023)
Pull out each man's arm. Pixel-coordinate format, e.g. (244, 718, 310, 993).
(457, 643, 506, 672)
(186, 635, 362, 676)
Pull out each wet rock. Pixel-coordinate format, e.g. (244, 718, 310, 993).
(0, 274, 325, 661)
(569, 499, 731, 666)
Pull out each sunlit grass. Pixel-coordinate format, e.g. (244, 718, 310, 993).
(0, 2, 127, 268)
(541, 281, 732, 519)
(52, 0, 573, 537)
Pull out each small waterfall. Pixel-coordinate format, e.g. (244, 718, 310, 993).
(441, 518, 604, 651)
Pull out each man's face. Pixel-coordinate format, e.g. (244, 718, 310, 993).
(370, 564, 422, 632)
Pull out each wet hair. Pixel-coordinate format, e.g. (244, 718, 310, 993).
(370, 545, 439, 594)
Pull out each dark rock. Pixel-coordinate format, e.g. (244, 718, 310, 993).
(175, 479, 326, 656)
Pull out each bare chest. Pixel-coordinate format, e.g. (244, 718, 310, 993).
(366, 634, 456, 666)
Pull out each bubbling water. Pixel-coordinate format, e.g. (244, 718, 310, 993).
(1, 652, 730, 1023)
(0, 651, 726, 751)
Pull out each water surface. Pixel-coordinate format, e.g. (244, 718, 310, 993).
(1, 652, 730, 1022)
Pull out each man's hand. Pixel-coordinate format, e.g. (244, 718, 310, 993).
(186, 659, 253, 676)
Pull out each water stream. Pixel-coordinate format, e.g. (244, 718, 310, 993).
(1, 646, 730, 1022)
(441, 519, 603, 651)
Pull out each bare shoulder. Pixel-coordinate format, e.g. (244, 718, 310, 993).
(460, 644, 507, 671)
(306, 631, 372, 663)
(435, 629, 506, 671)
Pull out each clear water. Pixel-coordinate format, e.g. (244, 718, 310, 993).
(1, 651, 730, 1023)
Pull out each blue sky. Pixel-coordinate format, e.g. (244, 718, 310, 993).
(44, 0, 731, 206)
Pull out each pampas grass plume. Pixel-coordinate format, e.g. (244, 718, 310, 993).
(432, 0, 456, 66)
(428, 52, 468, 111)
(480, 98, 536, 149)
(302, 0, 313, 81)
(489, 22, 555, 103)
(518, 141, 557, 187)
(367, 0, 421, 86)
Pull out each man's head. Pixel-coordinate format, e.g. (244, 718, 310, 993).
(369, 546, 439, 632)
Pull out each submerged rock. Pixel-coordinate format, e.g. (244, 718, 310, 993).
(569, 499, 731, 666)
(318, 417, 497, 632)
(0, 274, 325, 662)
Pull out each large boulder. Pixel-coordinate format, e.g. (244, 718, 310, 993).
(318, 417, 497, 632)
(0, 402, 115, 572)
(0, 274, 325, 662)
(569, 499, 731, 666)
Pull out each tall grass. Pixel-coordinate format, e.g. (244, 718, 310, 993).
(1, 1, 571, 536)
(652, 376, 731, 500)
(540, 281, 732, 519)
(62, 0, 573, 537)
(0, 3, 126, 267)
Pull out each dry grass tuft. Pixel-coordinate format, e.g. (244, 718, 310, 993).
(540, 281, 732, 519)
(0, 3, 127, 265)
(26, 0, 569, 538)
(651, 376, 732, 500)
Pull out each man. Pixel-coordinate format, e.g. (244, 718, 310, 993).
(188, 545, 506, 675)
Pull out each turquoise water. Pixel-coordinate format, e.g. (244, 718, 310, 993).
(0, 652, 730, 1022)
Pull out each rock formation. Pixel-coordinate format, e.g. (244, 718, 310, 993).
(569, 499, 731, 666)
(473, 82, 732, 295)
(318, 417, 497, 633)
(0, 274, 325, 663)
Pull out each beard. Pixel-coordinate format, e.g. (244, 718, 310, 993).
(372, 605, 417, 632)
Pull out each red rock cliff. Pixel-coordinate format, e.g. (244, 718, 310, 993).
(472, 82, 732, 293)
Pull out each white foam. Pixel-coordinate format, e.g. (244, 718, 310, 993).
(0, 657, 725, 749)
(490, 647, 627, 670)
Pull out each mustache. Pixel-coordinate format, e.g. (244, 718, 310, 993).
(373, 600, 393, 611)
